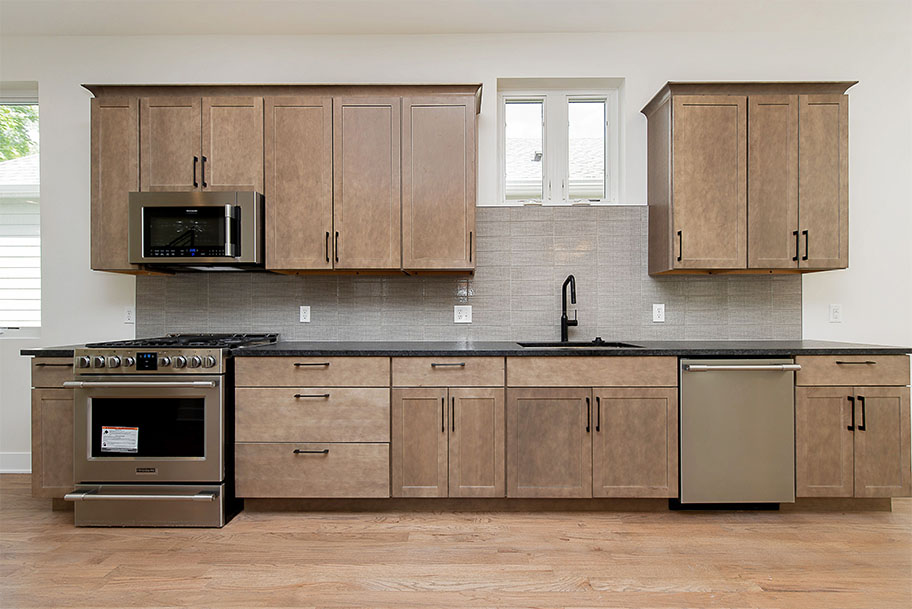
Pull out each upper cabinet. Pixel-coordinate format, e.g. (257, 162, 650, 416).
(642, 82, 854, 275)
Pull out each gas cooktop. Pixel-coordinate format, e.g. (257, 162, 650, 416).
(85, 333, 278, 349)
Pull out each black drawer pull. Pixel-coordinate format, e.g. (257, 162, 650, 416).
(792, 230, 800, 262)
(585, 397, 591, 433)
(801, 229, 809, 261)
(469, 231, 473, 263)
(325, 231, 330, 263)
(192, 156, 199, 188)
(431, 362, 466, 367)
(677, 230, 683, 262)
(451, 396, 455, 432)
(847, 396, 855, 431)
(36, 363, 73, 367)
(441, 397, 445, 433)
(857, 395, 866, 431)
(294, 362, 330, 367)
(201, 155, 208, 188)
(334, 231, 339, 263)
(293, 449, 329, 455)
(294, 393, 330, 399)
(835, 361, 877, 365)
(595, 396, 601, 432)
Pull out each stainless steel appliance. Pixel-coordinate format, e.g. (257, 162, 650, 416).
(128, 191, 264, 267)
(64, 333, 276, 527)
(679, 358, 800, 505)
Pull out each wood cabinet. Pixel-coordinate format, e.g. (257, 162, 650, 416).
(642, 82, 854, 275)
(30, 358, 75, 499)
(391, 386, 504, 498)
(140, 96, 263, 193)
(264, 96, 333, 270)
(795, 355, 911, 498)
(401, 96, 476, 270)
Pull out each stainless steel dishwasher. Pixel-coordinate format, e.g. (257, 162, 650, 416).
(680, 359, 800, 504)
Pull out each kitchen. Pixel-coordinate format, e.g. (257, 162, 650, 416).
(1, 1, 911, 607)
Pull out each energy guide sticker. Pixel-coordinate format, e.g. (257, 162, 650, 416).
(101, 426, 139, 453)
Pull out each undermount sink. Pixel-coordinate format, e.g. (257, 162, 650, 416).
(518, 338, 643, 349)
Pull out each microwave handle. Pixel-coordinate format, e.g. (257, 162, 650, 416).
(225, 204, 239, 257)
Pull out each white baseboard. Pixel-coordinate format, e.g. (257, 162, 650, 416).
(0, 452, 31, 473)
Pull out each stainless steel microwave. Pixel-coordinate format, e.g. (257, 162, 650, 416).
(128, 191, 264, 267)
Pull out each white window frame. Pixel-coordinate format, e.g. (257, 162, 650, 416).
(498, 85, 620, 205)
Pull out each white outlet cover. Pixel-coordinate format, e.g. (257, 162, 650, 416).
(299, 305, 311, 323)
(454, 305, 472, 324)
(828, 304, 842, 323)
(124, 306, 135, 324)
(652, 303, 665, 323)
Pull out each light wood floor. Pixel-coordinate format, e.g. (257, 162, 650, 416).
(1, 474, 910, 609)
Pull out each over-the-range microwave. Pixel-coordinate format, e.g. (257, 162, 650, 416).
(128, 191, 264, 269)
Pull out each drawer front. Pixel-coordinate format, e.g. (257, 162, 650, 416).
(31, 358, 75, 388)
(235, 442, 390, 498)
(236, 357, 390, 387)
(507, 356, 677, 387)
(236, 387, 390, 442)
(795, 355, 910, 387)
(392, 357, 504, 387)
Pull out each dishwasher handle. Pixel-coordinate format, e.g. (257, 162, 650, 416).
(682, 364, 801, 372)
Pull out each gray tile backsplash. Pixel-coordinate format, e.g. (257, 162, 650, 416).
(136, 206, 802, 341)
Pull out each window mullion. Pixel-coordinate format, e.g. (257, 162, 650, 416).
(546, 94, 568, 204)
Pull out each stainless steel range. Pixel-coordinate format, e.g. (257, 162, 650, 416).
(63, 333, 276, 527)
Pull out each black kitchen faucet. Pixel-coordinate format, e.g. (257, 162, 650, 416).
(560, 274, 578, 342)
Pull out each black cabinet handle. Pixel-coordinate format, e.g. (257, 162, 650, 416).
(677, 230, 683, 262)
(334, 231, 339, 263)
(294, 362, 330, 367)
(792, 230, 800, 262)
(857, 395, 866, 431)
(451, 396, 455, 432)
(585, 397, 591, 433)
(201, 155, 208, 188)
(802, 229, 809, 261)
(469, 231, 473, 263)
(431, 362, 466, 367)
(836, 361, 877, 365)
(325, 231, 330, 263)
(595, 396, 601, 432)
(293, 449, 329, 455)
(192, 156, 199, 188)
(847, 396, 855, 431)
(293, 393, 330, 399)
(441, 397, 445, 433)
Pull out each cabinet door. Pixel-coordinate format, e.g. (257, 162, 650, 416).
(264, 96, 333, 270)
(202, 96, 264, 192)
(506, 388, 592, 498)
(140, 97, 201, 191)
(853, 387, 911, 498)
(332, 97, 401, 269)
(448, 388, 504, 497)
(401, 96, 476, 270)
(671, 95, 747, 269)
(391, 388, 448, 497)
(798, 95, 848, 270)
(91, 97, 141, 272)
(31, 389, 74, 498)
(795, 387, 854, 497)
(748, 95, 799, 269)
(592, 388, 678, 498)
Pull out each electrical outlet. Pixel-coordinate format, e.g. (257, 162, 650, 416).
(454, 305, 472, 324)
(299, 305, 311, 323)
(124, 306, 135, 324)
(828, 304, 842, 323)
(652, 303, 665, 323)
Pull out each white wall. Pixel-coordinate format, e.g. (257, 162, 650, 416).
(1, 28, 910, 469)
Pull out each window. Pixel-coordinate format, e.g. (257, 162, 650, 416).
(0, 84, 40, 336)
(499, 78, 621, 205)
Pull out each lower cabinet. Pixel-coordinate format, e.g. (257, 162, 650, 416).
(506, 387, 679, 499)
(30, 358, 75, 499)
(391, 387, 505, 497)
(796, 385, 911, 498)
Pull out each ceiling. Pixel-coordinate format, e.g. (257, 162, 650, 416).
(1, 0, 908, 37)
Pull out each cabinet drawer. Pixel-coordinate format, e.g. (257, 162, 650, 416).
(507, 357, 677, 387)
(795, 355, 910, 387)
(31, 358, 75, 388)
(392, 357, 504, 387)
(236, 357, 390, 387)
(236, 387, 390, 442)
(235, 442, 390, 498)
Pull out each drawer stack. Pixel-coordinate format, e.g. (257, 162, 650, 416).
(234, 357, 391, 498)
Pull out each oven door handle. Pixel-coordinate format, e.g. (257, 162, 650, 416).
(63, 381, 217, 388)
(64, 490, 217, 502)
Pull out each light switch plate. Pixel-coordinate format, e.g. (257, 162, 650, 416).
(652, 303, 665, 323)
(124, 306, 135, 325)
(299, 305, 311, 323)
(828, 304, 842, 323)
(454, 305, 472, 324)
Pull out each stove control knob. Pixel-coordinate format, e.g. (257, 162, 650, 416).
(202, 356, 217, 368)
(173, 356, 187, 369)
(77, 356, 91, 369)
(107, 356, 121, 368)
(92, 356, 106, 368)
(123, 356, 135, 368)
(159, 356, 172, 367)
(188, 355, 202, 368)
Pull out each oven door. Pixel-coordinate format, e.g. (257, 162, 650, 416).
(67, 376, 223, 484)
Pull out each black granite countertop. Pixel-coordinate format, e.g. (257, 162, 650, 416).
(21, 339, 912, 358)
